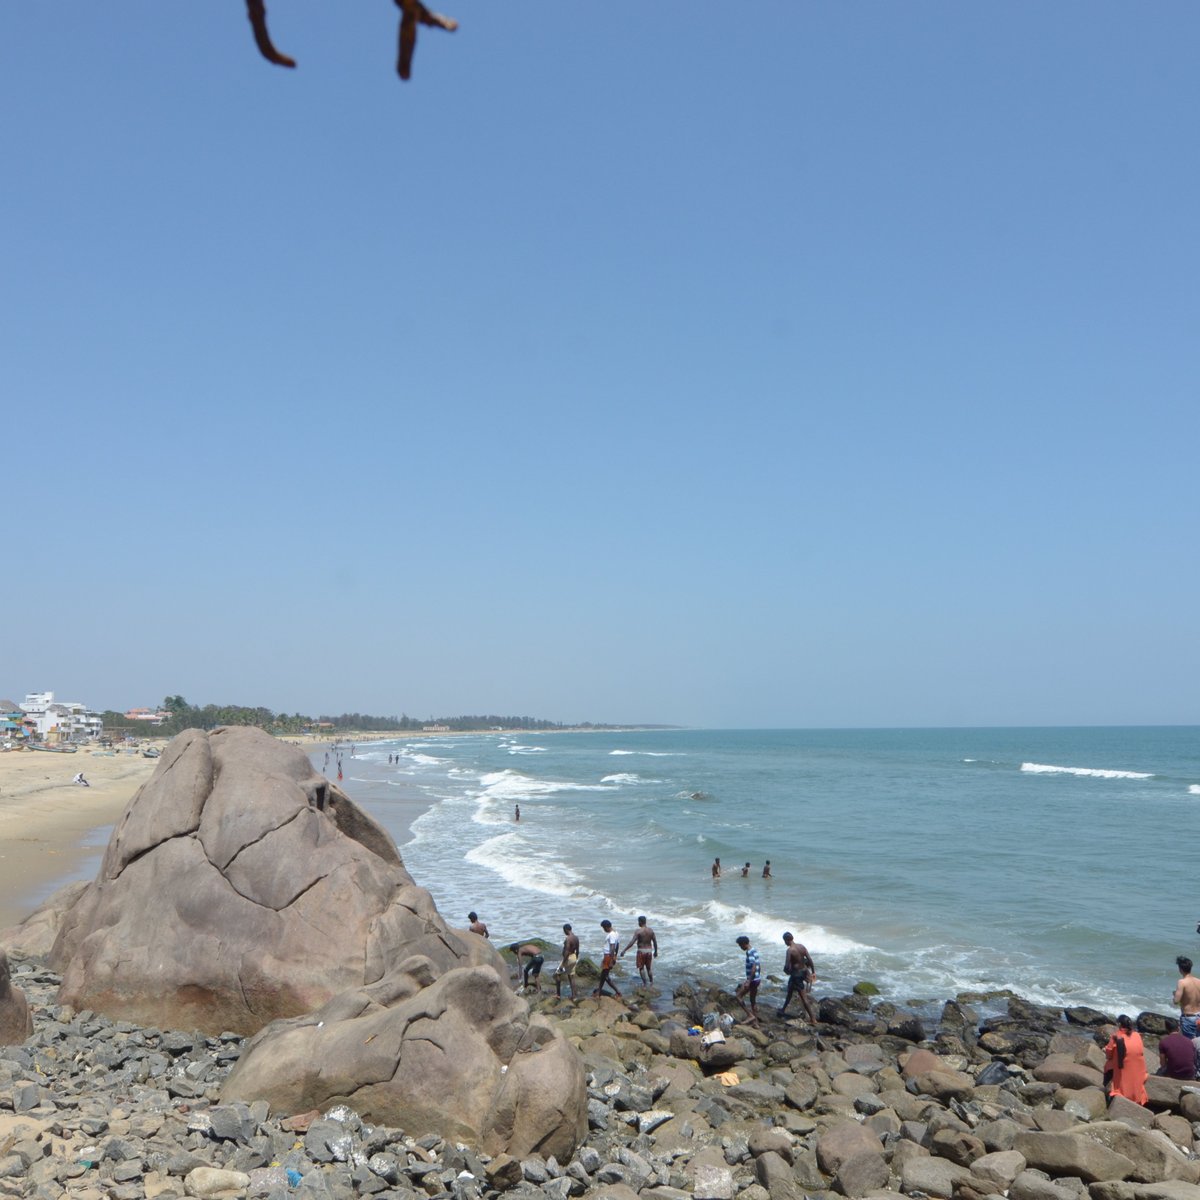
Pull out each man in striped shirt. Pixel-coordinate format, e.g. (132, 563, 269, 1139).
(735, 935, 762, 1025)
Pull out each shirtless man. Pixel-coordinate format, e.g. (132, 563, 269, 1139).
(777, 931, 817, 1023)
(555, 923, 580, 1000)
(1174, 956, 1200, 1039)
(741, 862, 751, 877)
(762, 861, 772, 878)
(712, 857, 721, 878)
(594, 919, 622, 998)
(509, 942, 545, 993)
(467, 911, 489, 938)
(621, 915, 658, 985)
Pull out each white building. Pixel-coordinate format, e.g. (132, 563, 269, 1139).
(20, 691, 104, 743)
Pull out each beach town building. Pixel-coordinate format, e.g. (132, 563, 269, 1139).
(0, 699, 27, 743)
(124, 707, 168, 724)
(19, 691, 104, 743)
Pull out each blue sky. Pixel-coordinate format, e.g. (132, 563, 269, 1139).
(3, 3, 1197, 728)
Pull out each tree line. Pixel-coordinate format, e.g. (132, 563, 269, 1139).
(98, 698, 568, 739)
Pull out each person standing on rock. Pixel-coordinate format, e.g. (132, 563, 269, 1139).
(593, 919, 622, 999)
(1103, 1014, 1148, 1104)
(735, 934, 762, 1025)
(621, 915, 658, 986)
(468, 911, 490, 938)
(1173, 956, 1200, 1038)
(555, 923, 580, 1000)
(509, 942, 544, 994)
(776, 932, 817, 1023)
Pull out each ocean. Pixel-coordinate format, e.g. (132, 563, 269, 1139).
(318, 726, 1199, 1017)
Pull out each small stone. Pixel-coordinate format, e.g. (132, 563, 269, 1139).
(692, 1163, 735, 1200)
(637, 1110, 674, 1134)
(184, 1166, 252, 1197)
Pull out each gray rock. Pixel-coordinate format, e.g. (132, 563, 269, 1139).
(692, 1162, 736, 1200)
(834, 1151, 890, 1199)
(899, 1154, 974, 1198)
(784, 1074, 819, 1111)
(748, 1128, 794, 1165)
(1013, 1132, 1135, 1184)
(637, 1110, 674, 1134)
(929, 1127, 986, 1167)
(817, 1121, 886, 1175)
(972, 1150, 1027, 1189)
(1079, 1123, 1200, 1185)
(1011, 1169, 1083, 1200)
(755, 1150, 800, 1200)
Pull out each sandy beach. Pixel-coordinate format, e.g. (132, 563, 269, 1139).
(0, 745, 161, 929)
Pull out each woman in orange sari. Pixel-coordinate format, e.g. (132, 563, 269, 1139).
(1104, 1014, 1148, 1105)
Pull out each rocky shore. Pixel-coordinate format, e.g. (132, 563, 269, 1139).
(4, 950, 1200, 1200)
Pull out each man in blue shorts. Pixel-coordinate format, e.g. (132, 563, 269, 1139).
(776, 931, 817, 1023)
(510, 942, 544, 994)
(1174, 956, 1200, 1039)
(735, 934, 761, 1025)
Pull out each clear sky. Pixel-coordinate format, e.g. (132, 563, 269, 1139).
(3, 3, 1197, 728)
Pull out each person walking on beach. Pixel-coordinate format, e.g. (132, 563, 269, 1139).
(735, 934, 762, 1025)
(1174, 956, 1200, 1038)
(509, 942, 545, 993)
(467, 911, 490, 938)
(1104, 1015, 1148, 1104)
(711, 857, 721, 878)
(621, 915, 658, 985)
(555, 923, 579, 1000)
(762, 861, 772, 878)
(777, 932, 818, 1023)
(1157, 1018, 1197, 1080)
(593, 919, 622, 998)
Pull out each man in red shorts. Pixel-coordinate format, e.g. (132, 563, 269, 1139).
(621, 915, 659, 985)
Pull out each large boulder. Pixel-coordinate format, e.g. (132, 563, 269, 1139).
(0, 950, 33, 1044)
(1033, 1054, 1105, 1091)
(50, 727, 503, 1034)
(222, 955, 587, 1161)
(1081, 1123, 1200, 1185)
(1013, 1131, 1136, 1183)
(0, 881, 88, 957)
(816, 1121, 886, 1176)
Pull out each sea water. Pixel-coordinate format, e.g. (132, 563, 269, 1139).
(322, 727, 1199, 1016)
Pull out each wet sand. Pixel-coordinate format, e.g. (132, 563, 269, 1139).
(0, 747, 160, 929)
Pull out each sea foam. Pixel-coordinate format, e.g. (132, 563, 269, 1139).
(465, 833, 594, 900)
(1021, 762, 1153, 780)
